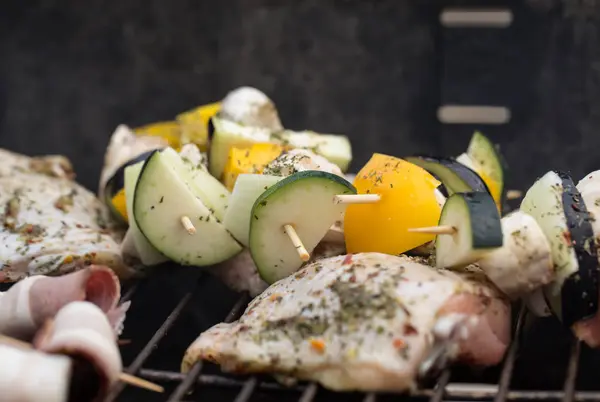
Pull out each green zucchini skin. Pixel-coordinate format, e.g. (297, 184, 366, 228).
(548, 171, 599, 327)
(104, 149, 164, 205)
(461, 192, 503, 249)
(435, 191, 502, 269)
(404, 155, 490, 195)
(250, 170, 356, 284)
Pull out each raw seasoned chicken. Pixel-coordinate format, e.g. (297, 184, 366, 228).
(182, 253, 510, 392)
(263, 149, 344, 178)
(0, 149, 131, 283)
(220, 87, 283, 131)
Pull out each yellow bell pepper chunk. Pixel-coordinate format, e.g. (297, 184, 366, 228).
(177, 102, 221, 152)
(111, 188, 128, 222)
(344, 154, 442, 256)
(475, 170, 502, 211)
(223, 143, 285, 191)
(134, 121, 181, 149)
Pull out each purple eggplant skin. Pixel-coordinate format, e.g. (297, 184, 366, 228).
(405, 155, 491, 195)
(544, 171, 599, 328)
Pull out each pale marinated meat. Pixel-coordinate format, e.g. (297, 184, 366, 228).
(0, 149, 131, 282)
(182, 253, 510, 392)
(0, 265, 129, 340)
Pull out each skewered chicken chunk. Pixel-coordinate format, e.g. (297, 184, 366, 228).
(182, 253, 510, 392)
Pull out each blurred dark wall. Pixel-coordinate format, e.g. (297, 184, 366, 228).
(0, 0, 596, 192)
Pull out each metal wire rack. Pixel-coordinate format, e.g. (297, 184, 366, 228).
(103, 270, 600, 402)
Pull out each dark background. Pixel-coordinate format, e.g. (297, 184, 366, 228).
(2, 0, 600, 401)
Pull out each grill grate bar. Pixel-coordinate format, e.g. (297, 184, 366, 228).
(167, 293, 251, 401)
(430, 369, 451, 402)
(233, 377, 258, 402)
(121, 282, 139, 302)
(563, 340, 581, 402)
(140, 369, 306, 392)
(363, 393, 377, 402)
(494, 304, 527, 402)
(108, 291, 194, 400)
(299, 383, 319, 402)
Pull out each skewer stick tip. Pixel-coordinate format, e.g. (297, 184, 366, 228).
(283, 224, 310, 261)
(506, 189, 523, 200)
(119, 373, 164, 393)
(408, 225, 457, 235)
(334, 194, 381, 204)
(180, 216, 196, 235)
(0, 335, 164, 393)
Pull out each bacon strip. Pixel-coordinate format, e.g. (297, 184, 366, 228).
(0, 265, 129, 340)
(34, 301, 123, 402)
(0, 344, 72, 402)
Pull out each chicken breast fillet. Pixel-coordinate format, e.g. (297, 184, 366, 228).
(0, 149, 131, 282)
(182, 253, 511, 392)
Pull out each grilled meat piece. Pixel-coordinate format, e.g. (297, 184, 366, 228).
(182, 253, 510, 392)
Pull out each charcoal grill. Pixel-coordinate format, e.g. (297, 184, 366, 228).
(88, 263, 600, 402)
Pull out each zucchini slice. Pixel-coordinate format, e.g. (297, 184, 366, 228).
(404, 156, 490, 196)
(134, 151, 242, 266)
(249, 171, 356, 284)
(223, 174, 283, 247)
(520, 170, 599, 326)
(435, 192, 503, 269)
(161, 147, 230, 222)
(124, 161, 168, 266)
(456, 131, 505, 206)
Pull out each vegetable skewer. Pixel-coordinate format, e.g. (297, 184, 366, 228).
(0, 334, 165, 394)
(283, 224, 310, 261)
(408, 225, 456, 235)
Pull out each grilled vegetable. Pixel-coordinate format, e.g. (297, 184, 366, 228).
(209, 117, 352, 180)
(249, 171, 355, 284)
(477, 210, 554, 299)
(103, 149, 160, 223)
(404, 156, 490, 196)
(435, 192, 503, 269)
(177, 102, 221, 152)
(223, 174, 283, 246)
(161, 147, 230, 222)
(520, 171, 599, 326)
(455, 131, 505, 208)
(223, 143, 285, 191)
(134, 121, 182, 149)
(124, 161, 167, 266)
(134, 150, 242, 266)
(344, 154, 442, 256)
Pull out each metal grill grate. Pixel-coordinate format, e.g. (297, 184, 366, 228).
(102, 272, 600, 402)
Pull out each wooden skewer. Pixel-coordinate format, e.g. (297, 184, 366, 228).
(334, 194, 381, 204)
(408, 225, 457, 235)
(506, 189, 523, 200)
(283, 224, 310, 262)
(0, 334, 164, 393)
(118, 373, 164, 393)
(117, 339, 131, 346)
(180, 216, 196, 234)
